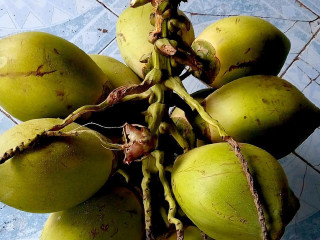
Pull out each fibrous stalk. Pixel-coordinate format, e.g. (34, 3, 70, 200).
(153, 150, 184, 240)
(142, 157, 155, 240)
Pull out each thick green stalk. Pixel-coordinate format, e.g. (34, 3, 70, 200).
(159, 122, 190, 152)
(164, 77, 228, 138)
(142, 157, 155, 240)
(49, 86, 153, 131)
(153, 150, 184, 240)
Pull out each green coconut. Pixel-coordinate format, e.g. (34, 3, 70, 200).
(116, 3, 195, 78)
(0, 118, 115, 213)
(41, 186, 144, 240)
(193, 75, 320, 158)
(0, 32, 110, 121)
(192, 16, 290, 88)
(172, 143, 300, 240)
(89, 54, 141, 89)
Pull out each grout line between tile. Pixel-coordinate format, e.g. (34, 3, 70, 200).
(98, 37, 116, 54)
(96, 0, 119, 18)
(294, 0, 320, 17)
(281, 26, 320, 78)
(293, 151, 320, 174)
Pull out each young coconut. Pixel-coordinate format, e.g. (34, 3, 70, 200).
(171, 143, 300, 240)
(0, 118, 116, 213)
(0, 32, 111, 121)
(192, 16, 290, 88)
(116, 3, 195, 78)
(193, 75, 320, 159)
(89, 54, 141, 89)
(41, 185, 144, 240)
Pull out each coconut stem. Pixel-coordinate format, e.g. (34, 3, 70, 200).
(160, 206, 170, 228)
(159, 122, 190, 152)
(49, 84, 153, 131)
(164, 77, 228, 138)
(116, 169, 130, 183)
(142, 157, 155, 240)
(153, 150, 184, 240)
(47, 129, 124, 150)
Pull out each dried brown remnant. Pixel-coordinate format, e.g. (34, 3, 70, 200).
(159, 44, 177, 56)
(122, 123, 156, 164)
(33, 65, 57, 77)
(256, 118, 261, 126)
(55, 90, 65, 98)
(98, 28, 108, 33)
(117, 33, 126, 42)
(106, 84, 138, 105)
(227, 61, 254, 73)
(0, 65, 57, 78)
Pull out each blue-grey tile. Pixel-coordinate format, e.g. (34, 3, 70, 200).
(0, 112, 16, 135)
(282, 210, 320, 240)
(181, 0, 317, 20)
(302, 80, 320, 108)
(295, 128, 320, 172)
(281, 59, 319, 93)
(97, 0, 129, 16)
(298, 0, 320, 16)
(0, 204, 48, 240)
(0, 1, 114, 54)
(101, 38, 125, 63)
(299, 33, 320, 73)
(280, 153, 320, 223)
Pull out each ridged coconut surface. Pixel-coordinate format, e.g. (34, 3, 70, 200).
(0, 118, 115, 213)
(172, 143, 299, 240)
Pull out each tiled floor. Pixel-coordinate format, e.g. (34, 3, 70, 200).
(0, 0, 319, 239)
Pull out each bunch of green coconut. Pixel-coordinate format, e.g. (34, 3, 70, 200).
(0, 1, 319, 240)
